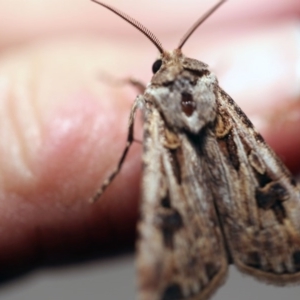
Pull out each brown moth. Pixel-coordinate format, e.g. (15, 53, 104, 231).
(90, 1, 300, 299)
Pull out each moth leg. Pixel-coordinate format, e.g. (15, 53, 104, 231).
(125, 78, 146, 94)
(90, 96, 143, 203)
(101, 75, 145, 146)
(98, 72, 146, 93)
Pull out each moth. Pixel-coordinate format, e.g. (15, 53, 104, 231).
(90, 1, 300, 299)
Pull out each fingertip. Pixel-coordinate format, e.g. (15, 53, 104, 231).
(0, 37, 142, 268)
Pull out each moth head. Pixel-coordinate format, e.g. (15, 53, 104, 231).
(150, 50, 209, 85)
(91, 0, 225, 133)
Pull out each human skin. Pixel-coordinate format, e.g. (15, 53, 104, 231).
(0, 0, 300, 277)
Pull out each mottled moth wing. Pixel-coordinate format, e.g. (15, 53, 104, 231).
(214, 87, 300, 283)
(136, 99, 228, 300)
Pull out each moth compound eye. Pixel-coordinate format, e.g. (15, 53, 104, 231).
(152, 59, 162, 74)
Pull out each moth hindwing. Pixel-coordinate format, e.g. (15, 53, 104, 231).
(91, 1, 300, 299)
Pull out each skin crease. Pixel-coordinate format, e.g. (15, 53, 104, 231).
(0, 0, 300, 278)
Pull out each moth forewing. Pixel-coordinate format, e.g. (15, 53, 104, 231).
(137, 98, 228, 300)
(90, 0, 300, 299)
(213, 87, 300, 284)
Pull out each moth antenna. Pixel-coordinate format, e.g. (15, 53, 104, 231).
(91, 0, 164, 53)
(177, 0, 227, 50)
